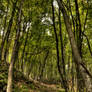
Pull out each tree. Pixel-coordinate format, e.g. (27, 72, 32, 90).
(7, 0, 24, 91)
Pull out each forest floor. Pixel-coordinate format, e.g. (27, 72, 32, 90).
(0, 62, 64, 92)
(15, 78, 65, 92)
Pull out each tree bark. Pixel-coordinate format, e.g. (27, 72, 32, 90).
(21, 30, 29, 72)
(58, 7, 68, 91)
(75, 0, 82, 56)
(52, 1, 68, 92)
(0, 0, 17, 61)
(6, 0, 23, 92)
(40, 51, 49, 80)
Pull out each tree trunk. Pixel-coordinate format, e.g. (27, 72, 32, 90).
(0, 0, 17, 61)
(40, 51, 49, 80)
(52, 1, 68, 92)
(75, 0, 82, 57)
(21, 30, 29, 72)
(58, 7, 68, 91)
(7, 0, 23, 92)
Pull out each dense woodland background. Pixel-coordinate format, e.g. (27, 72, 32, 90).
(0, 0, 92, 92)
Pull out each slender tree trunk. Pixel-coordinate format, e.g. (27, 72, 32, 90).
(75, 0, 86, 91)
(75, 0, 82, 57)
(40, 51, 49, 80)
(7, 1, 23, 92)
(52, 1, 68, 92)
(21, 31, 29, 72)
(58, 7, 68, 90)
(0, 0, 17, 61)
(57, 0, 92, 91)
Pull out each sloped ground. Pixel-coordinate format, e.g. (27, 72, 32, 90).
(0, 62, 64, 92)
